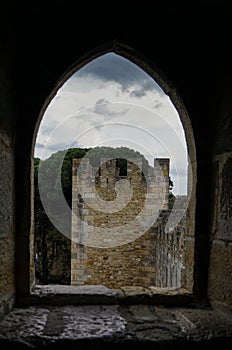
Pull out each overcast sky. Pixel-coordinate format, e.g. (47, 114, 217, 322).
(35, 53, 188, 195)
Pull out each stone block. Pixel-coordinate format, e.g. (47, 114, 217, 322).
(208, 240, 232, 307)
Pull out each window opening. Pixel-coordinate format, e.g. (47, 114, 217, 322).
(33, 51, 194, 294)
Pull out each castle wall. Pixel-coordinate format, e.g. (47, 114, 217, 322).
(34, 226, 71, 285)
(71, 157, 185, 288)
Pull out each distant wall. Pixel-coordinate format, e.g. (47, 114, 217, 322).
(34, 227, 71, 285)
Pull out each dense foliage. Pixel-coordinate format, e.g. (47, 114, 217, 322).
(34, 146, 150, 206)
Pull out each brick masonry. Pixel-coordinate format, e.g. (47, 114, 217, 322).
(71, 157, 186, 288)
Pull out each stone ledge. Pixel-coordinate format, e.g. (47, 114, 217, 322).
(0, 304, 231, 349)
(17, 285, 196, 307)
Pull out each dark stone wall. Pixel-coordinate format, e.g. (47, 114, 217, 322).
(0, 7, 15, 316)
(208, 62, 232, 308)
(0, 1, 231, 313)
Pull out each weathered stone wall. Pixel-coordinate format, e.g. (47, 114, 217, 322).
(0, 41, 15, 317)
(209, 154, 232, 307)
(71, 157, 186, 288)
(154, 210, 186, 288)
(0, 131, 15, 317)
(208, 78, 232, 308)
(34, 226, 71, 285)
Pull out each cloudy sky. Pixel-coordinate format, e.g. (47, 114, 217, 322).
(35, 53, 188, 195)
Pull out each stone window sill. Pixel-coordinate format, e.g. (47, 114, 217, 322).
(0, 301, 232, 349)
(22, 284, 195, 307)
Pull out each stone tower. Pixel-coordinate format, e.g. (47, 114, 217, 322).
(71, 157, 170, 287)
